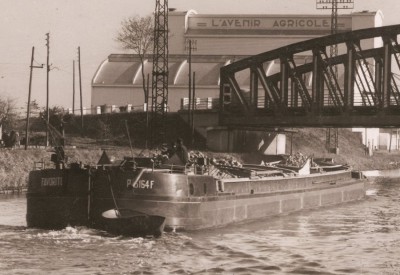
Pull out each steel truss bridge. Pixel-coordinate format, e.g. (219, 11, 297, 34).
(219, 24, 400, 128)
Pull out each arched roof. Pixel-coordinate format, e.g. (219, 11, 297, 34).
(93, 59, 141, 85)
(92, 54, 244, 87)
(92, 53, 352, 90)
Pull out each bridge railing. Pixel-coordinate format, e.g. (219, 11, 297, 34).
(181, 97, 219, 110)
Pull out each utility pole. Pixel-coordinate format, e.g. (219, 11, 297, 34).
(316, 0, 354, 153)
(78, 47, 84, 135)
(25, 47, 44, 150)
(191, 71, 196, 145)
(186, 39, 197, 128)
(188, 39, 192, 125)
(145, 73, 150, 149)
(73, 60, 75, 114)
(328, 0, 339, 153)
(45, 33, 50, 147)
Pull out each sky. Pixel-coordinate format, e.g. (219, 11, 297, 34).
(0, 0, 399, 112)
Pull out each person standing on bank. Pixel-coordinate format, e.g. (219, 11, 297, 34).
(175, 138, 189, 163)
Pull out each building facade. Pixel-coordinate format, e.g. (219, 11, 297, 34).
(91, 10, 382, 112)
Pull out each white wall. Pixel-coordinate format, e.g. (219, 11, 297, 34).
(352, 128, 380, 149)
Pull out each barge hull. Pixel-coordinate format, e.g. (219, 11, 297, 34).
(101, 180, 365, 231)
(26, 167, 366, 233)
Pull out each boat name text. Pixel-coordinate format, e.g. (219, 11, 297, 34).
(127, 179, 154, 189)
(41, 177, 63, 187)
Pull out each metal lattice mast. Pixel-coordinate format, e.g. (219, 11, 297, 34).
(316, 0, 354, 152)
(329, 0, 339, 151)
(330, 0, 338, 77)
(151, 0, 169, 146)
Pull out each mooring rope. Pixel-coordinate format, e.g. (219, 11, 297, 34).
(107, 171, 121, 218)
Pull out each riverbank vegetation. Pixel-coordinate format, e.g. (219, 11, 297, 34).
(1, 130, 400, 190)
(2, 112, 400, 190)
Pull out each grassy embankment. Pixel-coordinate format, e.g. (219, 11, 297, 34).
(2, 113, 400, 190)
(287, 128, 400, 171)
(1, 129, 400, 191)
(0, 146, 141, 192)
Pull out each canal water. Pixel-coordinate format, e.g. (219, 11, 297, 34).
(1, 179, 400, 275)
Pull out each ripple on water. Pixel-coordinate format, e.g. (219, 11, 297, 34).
(289, 267, 336, 274)
(254, 265, 282, 271)
(335, 268, 360, 273)
(171, 268, 190, 274)
(197, 267, 225, 273)
(234, 258, 264, 265)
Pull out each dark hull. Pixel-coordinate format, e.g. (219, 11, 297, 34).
(26, 165, 366, 234)
(26, 196, 88, 229)
(101, 209, 165, 237)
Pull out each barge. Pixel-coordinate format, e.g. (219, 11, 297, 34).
(26, 150, 366, 236)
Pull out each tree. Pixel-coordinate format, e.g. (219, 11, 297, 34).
(47, 105, 65, 128)
(28, 99, 41, 117)
(116, 15, 154, 105)
(0, 97, 19, 130)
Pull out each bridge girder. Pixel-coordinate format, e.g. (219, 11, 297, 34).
(219, 24, 400, 128)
